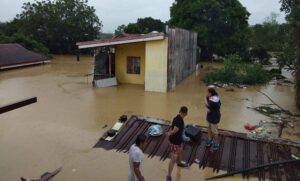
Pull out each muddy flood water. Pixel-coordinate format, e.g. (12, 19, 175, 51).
(0, 55, 299, 181)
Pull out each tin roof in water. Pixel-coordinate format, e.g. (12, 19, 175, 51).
(0, 44, 47, 69)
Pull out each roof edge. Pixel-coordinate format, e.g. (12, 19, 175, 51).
(77, 34, 165, 49)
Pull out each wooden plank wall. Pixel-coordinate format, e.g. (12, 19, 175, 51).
(167, 28, 198, 91)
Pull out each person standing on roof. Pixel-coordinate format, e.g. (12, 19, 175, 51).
(205, 87, 222, 151)
(166, 106, 189, 181)
(128, 134, 147, 181)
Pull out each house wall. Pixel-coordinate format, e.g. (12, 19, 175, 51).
(167, 28, 198, 91)
(115, 42, 145, 84)
(145, 39, 168, 92)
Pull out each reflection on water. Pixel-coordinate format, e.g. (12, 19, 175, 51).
(0, 55, 298, 180)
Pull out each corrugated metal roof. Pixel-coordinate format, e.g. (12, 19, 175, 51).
(0, 44, 47, 68)
(95, 116, 300, 181)
(76, 32, 165, 49)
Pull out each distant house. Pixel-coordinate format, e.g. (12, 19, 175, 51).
(76, 27, 198, 92)
(0, 43, 48, 70)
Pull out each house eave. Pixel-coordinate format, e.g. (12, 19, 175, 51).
(77, 35, 165, 49)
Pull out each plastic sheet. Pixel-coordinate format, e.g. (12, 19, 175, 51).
(147, 124, 163, 136)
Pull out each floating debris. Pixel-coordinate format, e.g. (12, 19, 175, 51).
(283, 79, 294, 84)
(241, 98, 250, 101)
(253, 106, 282, 115)
(244, 123, 256, 131)
(20, 167, 62, 181)
(209, 83, 247, 89)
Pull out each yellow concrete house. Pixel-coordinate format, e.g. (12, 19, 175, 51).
(76, 27, 198, 93)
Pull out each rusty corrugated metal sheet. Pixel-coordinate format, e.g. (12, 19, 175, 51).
(95, 116, 300, 180)
(0, 44, 47, 67)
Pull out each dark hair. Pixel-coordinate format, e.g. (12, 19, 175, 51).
(179, 106, 188, 114)
(135, 134, 147, 146)
(208, 88, 218, 96)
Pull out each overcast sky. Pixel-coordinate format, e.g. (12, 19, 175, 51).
(0, 0, 286, 33)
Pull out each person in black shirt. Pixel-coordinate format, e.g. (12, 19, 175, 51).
(205, 88, 221, 151)
(166, 106, 188, 181)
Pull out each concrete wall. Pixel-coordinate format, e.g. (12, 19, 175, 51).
(145, 39, 168, 92)
(115, 42, 145, 84)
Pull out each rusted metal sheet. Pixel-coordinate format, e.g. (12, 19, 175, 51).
(0, 97, 37, 114)
(206, 159, 300, 180)
(167, 28, 198, 91)
(94, 116, 300, 180)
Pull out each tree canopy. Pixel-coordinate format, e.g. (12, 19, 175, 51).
(7, 0, 102, 54)
(169, 0, 250, 59)
(280, 0, 300, 109)
(115, 17, 165, 35)
(249, 13, 290, 52)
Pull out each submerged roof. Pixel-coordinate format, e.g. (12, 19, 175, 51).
(0, 44, 47, 69)
(76, 32, 165, 49)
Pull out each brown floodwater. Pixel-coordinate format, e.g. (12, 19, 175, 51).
(0, 55, 299, 181)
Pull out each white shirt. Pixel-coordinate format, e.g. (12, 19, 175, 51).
(128, 144, 144, 181)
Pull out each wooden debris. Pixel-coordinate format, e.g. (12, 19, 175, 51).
(20, 167, 62, 181)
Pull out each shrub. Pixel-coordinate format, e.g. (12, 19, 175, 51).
(203, 54, 271, 85)
(241, 64, 270, 84)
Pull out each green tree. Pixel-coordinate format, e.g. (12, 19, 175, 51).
(0, 21, 50, 56)
(0, 22, 6, 35)
(264, 12, 280, 24)
(114, 24, 126, 35)
(0, 21, 18, 36)
(280, 0, 300, 109)
(124, 23, 140, 34)
(249, 13, 290, 52)
(12, 0, 102, 54)
(0, 33, 50, 57)
(114, 17, 165, 35)
(169, 0, 250, 60)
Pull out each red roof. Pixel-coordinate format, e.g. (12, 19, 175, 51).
(76, 32, 165, 49)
